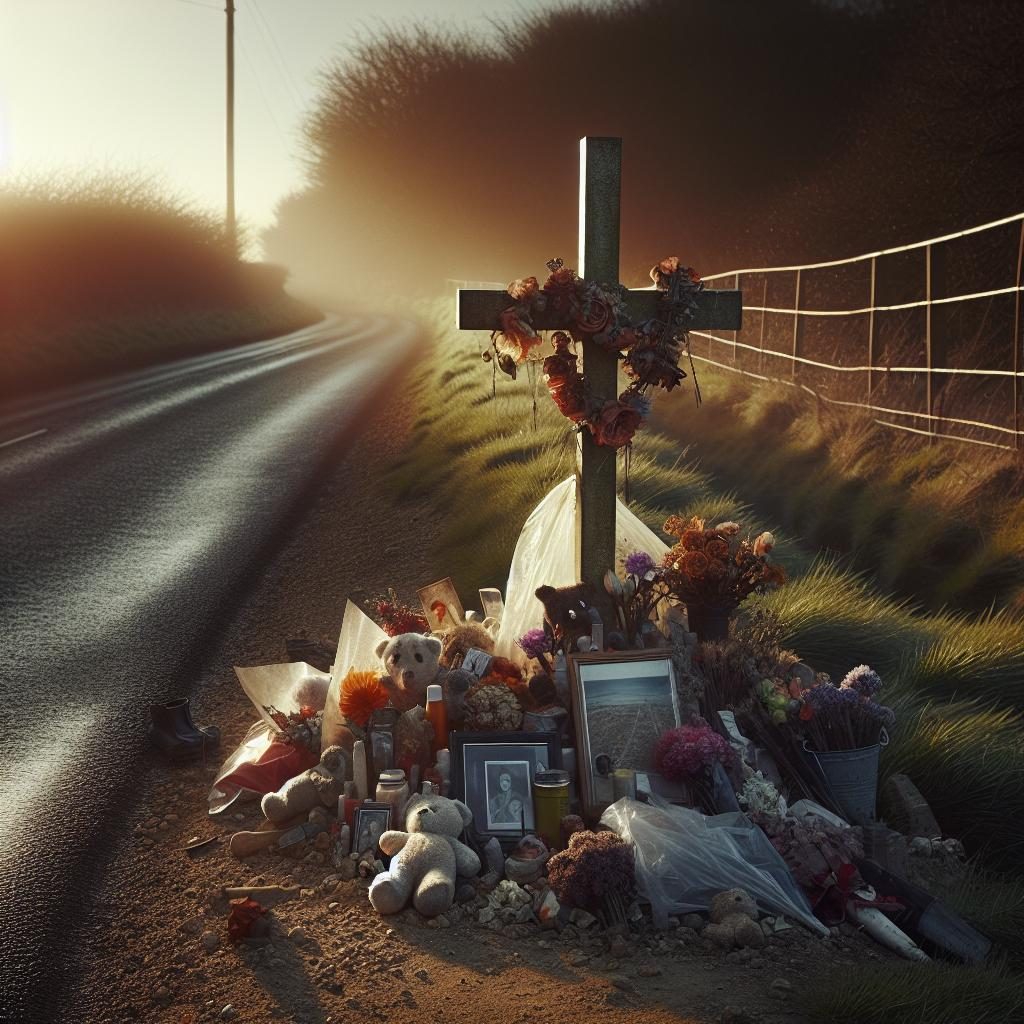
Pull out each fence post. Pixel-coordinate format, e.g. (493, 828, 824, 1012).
(758, 275, 768, 376)
(733, 273, 740, 367)
(1014, 220, 1023, 451)
(867, 256, 877, 402)
(791, 268, 802, 381)
(925, 244, 934, 443)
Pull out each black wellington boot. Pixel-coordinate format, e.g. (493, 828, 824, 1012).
(148, 697, 221, 761)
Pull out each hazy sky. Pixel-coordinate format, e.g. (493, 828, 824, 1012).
(0, 0, 576, 253)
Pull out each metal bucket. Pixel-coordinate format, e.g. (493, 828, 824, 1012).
(804, 729, 888, 825)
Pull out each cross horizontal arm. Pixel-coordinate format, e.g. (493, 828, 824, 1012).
(457, 287, 742, 332)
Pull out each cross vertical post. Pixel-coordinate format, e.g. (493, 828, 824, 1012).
(576, 137, 622, 587)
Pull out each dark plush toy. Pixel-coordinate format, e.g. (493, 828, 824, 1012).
(535, 583, 608, 652)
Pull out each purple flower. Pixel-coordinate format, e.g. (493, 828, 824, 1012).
(841, 665, 883, 698)
(625, 551, 656, 577)
(517, 627, 553, 660)
(864, 701, 896, 724)
(804, 682, 842, 709)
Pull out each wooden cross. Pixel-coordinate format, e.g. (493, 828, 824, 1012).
(457, 137, 742, 591)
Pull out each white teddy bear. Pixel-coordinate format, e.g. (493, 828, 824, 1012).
(368, 793, 481, 917)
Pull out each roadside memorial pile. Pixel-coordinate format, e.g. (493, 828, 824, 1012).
(201, 507, 991, 970)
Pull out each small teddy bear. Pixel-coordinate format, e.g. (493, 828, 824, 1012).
(535, 583, 609, 652)
(703, 888, 766, 950)
(260, 745, 348, 826)
(368, 793, 481, 917)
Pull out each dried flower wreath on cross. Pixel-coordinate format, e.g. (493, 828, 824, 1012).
(485, 256, 703, 448)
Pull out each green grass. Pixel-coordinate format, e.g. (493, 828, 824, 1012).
(800, 961, 1024, 1024)
(650, 366, 1024, 615)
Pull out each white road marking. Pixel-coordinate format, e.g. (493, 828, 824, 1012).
(0, 428, 47, 449)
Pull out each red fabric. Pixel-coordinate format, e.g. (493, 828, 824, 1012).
(219, 740, 319, 795)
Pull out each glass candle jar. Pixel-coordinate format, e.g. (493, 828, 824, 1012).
(375, 769, 409, 825)
(533, 769, 570, 850)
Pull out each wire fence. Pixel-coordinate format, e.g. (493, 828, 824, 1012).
(698, 211, 1024, 451)
(450, 210, 1024, 451)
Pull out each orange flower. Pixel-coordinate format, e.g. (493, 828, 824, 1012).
(339, 669, 389, 729)
(681, 550, 709, 577)
(706, 538, 730, 561)
(663, 515, 688, 538)
(680, 528, 705, 551)
(705, 558, 728, 580)
(507, 276, 539, 302)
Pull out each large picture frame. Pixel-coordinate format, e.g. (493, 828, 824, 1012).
(568, 651, 682, 819)
(450, 732, 561, 849)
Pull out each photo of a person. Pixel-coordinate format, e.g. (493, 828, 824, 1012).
(484, 761, 532, 831)
(417, 578, 465, 631)
(353, 807, 391, 856)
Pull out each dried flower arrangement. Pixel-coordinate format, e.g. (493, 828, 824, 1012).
(602, 551, 671, 647)
(364, 587, 429, 636)
(661, 516, 785, 613)
(488, 257, 703, 448)
(463, 682, 524, 732)
(263, 703, 323, 751)
(338, 669, 389, 730)
(653, 717, 737, 783)
(547, 829, 636, 927)
(759, 664, 894, 751)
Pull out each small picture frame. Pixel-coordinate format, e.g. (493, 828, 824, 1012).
(450, 732, 561, 848)
(462, 647, 494, 679)
(568, 651, 682, 819)
(353, 803, 392, 857)
(417, 578, 465, 632)
(478, 587, 505, 622)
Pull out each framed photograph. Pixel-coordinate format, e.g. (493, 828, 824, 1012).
(417, 578, 465, 632)
(568, 651, 682, 819)
(478, 587, 505, 622)
(462, 647, 493, 679)
(353, 803, 392, 857)
(450, 732, 561, 848)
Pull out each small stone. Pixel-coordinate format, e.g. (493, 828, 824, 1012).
(328, 902, 340, 912)
(609, 938, 630, 959)
(773, 918, 792, 933)
(456, 883, 476, 904)
(477, 907, 495, 924)
(288, 926, 307, 945)
(153, 985, 171, 1003)
(610, 976, 635, 994)
(414, 968, 430, 983)
(769, 978, 793, 999)
(570, 908, 598, 929)
(682, 913, 705, 932)
(314, 832, 332, 851)
(909, 836, 933, 857)
(219, 1005, 238, 1020)
(568, 952, 590, 967)
(637, 965, 662, 978)
(338, 859, 357, 882)
(300, 888, 316, 898)
(200, 931, 220, 953)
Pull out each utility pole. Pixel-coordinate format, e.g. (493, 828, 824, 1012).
(225, 1, 236, 251)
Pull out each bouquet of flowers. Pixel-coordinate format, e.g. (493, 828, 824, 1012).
(364, 587, 429, 636)
(653, 717, 737, 782)
(758, 664, 894, 751)
(661, 517, 785, 612)
(263, 703, 323, 752)
(602, 551, 671, 647)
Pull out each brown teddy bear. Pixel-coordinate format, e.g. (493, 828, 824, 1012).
(535, 583, 609, 653)
(703, 888, 766, 950)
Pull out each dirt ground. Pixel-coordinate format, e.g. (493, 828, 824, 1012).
(71, 360, 891, 1024)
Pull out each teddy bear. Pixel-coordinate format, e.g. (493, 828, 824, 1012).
(368, 793, 481, 917)
(535, 583, 610, 653)
(703, 888, 766, 950)
(260, 745, 348, 826)
(376, 632, 476, 728)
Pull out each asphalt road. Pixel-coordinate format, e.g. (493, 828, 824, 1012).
(0, 313, 418, 1021)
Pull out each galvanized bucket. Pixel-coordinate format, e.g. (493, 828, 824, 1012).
(804, 729, 889, 825)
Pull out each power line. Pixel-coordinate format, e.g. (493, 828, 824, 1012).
(250, 0, 305, 110)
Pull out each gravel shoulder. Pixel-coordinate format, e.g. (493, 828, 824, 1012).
(68, 355, 890, 1024)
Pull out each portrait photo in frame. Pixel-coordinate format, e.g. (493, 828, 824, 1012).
(417, 578, 465, 632)
(568, 651, 682, 819)
(450, 732, 561, 849)
(353, 803, 392, 857)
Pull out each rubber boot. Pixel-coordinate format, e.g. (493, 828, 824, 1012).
(148, 697, 221, 761)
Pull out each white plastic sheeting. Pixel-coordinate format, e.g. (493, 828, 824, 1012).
(321, 599, 389, 748)
(495, 476, 670, 664)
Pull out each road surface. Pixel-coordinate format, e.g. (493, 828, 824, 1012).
(0, 313, 418, 1021)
